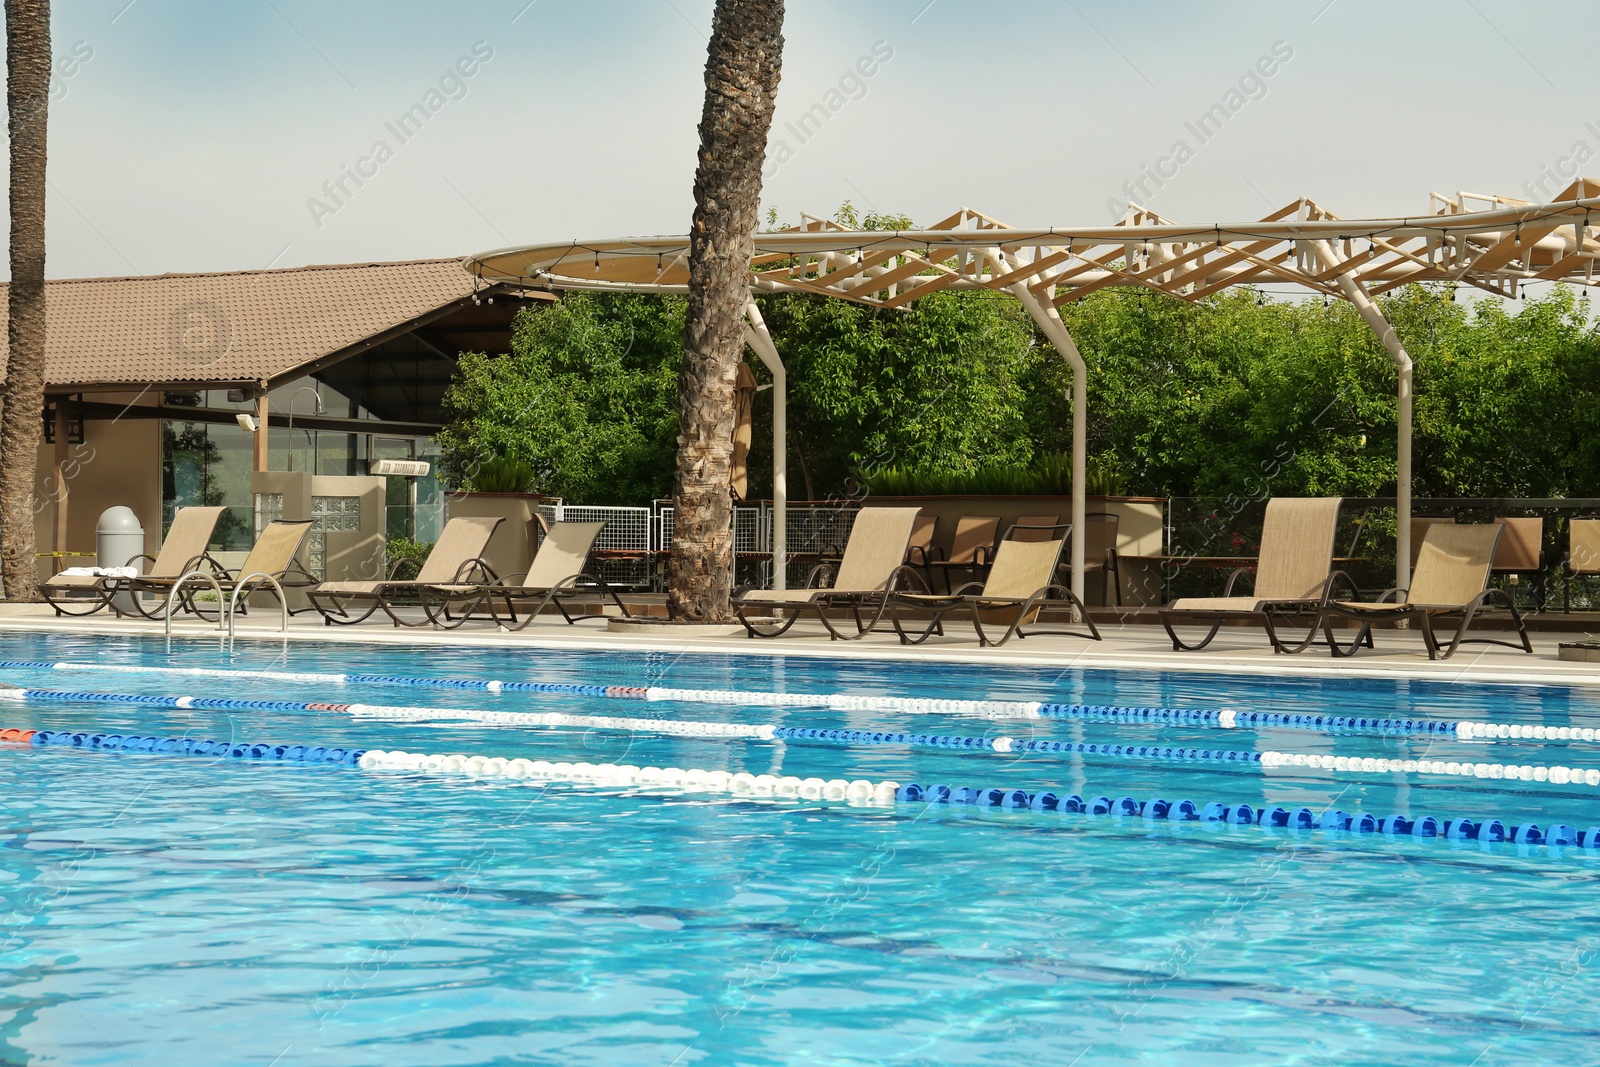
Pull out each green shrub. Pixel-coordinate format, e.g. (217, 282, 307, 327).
(464, 457, 539, 494)
(856, 453, 1124, 497)
(386, 537, 434, 580)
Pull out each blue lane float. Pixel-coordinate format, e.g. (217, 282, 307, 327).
(8, 728, 1599, 857)
(886, 780, 1597, 846)
(0, 659, 1509, 741)
(7, 684, 1600, 790)
(20, 728, 363, 765)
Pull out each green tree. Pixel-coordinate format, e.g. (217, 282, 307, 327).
(0, 0, 51, 601)
(757, 289, 1039, 499)
(437, 293, 683, 505)
(671, 0, 786, 621)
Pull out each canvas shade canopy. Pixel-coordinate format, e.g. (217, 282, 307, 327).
(464, 178, 1600, 600)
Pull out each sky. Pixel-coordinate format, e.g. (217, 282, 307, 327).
(23, 0, 1600, 281)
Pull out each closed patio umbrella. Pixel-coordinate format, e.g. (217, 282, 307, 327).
(731, 361, 758, 501)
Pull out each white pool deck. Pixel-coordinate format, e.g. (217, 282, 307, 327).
(2, 602, 1598, 690)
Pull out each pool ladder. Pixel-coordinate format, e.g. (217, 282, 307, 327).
(163, 570, 291, 639)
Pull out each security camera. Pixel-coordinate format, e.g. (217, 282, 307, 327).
(236, 413, 258, 432)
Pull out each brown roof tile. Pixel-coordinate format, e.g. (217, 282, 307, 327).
(0, 257, 477, 387)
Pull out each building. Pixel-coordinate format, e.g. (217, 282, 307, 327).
(2, 258, 546, 578)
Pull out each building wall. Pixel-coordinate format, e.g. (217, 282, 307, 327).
(34, 413, 162, 579)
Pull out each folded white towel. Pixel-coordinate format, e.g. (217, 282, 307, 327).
(58, 566, 138, 579)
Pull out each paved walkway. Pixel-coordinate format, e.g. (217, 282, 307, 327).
(2, 603, 1595, 688)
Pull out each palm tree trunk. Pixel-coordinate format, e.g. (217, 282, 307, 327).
(0, 0, 50, 602)
(668, 0, 785, 622)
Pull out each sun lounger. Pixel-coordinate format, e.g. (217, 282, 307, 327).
(735, 507, 922, 639)
(888, 534, 1099, 646)
(472, 521, 629, 630)
(43, 505, 227, 618)
(1318, 523, 1532, 660)
(1562, 518, 1600, 611)
(307, 515, 502, 627)
(923, 515, 1000, 593)
(1159, 497, 1347, 653)
(137, 519, 316, 621)
(1007, 515, 1062, 542)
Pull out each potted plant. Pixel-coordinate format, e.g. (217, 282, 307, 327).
(446, 457, 548, 583)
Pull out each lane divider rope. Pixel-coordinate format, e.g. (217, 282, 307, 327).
(347, 748, 1600, 849)
(4, 684, 1599, 785)
(5, 728, 1596, 854)
(4, 660, 1571, 743)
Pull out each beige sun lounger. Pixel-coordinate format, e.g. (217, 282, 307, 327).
(137, 519, 316, 621)
(735, 506, 922, 639)
(923, 514, 1000, 593)
(43, 505, 228, 618)
(889, 535, 1099, 647)
(1318, 523, 1531, 660)
(307, 515, 502, 627)
(473, 521, 629, 630)
(1160, 497, 1346, 653)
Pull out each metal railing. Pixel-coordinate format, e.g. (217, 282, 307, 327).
(162, 569, 292, 636)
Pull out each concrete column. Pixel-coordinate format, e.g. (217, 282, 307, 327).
(1010, 284, 1088, 608)
(51, 400, 69, 575)
(1314, 243, 1414, 591)
(253, 388, 270, 473)
(743, 302, 786, 591)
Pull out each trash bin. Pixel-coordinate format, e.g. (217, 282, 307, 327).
(97, 507, 145, 615)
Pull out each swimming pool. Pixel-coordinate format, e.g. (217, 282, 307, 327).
(2, 630, 1597, 1065)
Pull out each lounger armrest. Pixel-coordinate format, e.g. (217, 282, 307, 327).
(1320, 569, 1364, 605)
(450, 557, 499, 584)
(973, 546, 994, 567)
(1370, 586, 1408, 605)
(801, 562, 837, 590)
(947, 580, 986, 597)
(387, 557, 423, 582)
(1220, 567, 1253, 597)
(278, 562, 320, 589)
(884, 564, 931, 594)
(124, 552, 158, 569)
(905, 546, 932, 567)
(179, 552, 230, 578)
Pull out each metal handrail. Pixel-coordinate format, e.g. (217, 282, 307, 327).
(163, 571, 227, 635)
(227, 572, 289, 639)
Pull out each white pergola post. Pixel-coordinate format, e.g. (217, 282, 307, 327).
(1010, 283, 1088, 609)
(1314, 243, 1414, 592)
(743, 301, 786, 591)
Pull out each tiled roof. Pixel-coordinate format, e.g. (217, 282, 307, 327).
(0, 258, 477, 387)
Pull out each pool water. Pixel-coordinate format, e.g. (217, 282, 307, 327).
(2, 631, 1598, 1066)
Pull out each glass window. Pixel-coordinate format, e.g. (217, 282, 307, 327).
(161, 421, 253, 551)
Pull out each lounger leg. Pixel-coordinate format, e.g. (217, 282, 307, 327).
(1162, 615, 1223, 652)
(1264, 607, 1319, 655)
(1324, 619, 1374, 658)
(736, 601, 805, 638)
(890, 600, 941, 646)
(311, 593, 381, 627)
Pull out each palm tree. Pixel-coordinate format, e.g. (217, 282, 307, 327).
(0, 0, 50, 602)
(668, 0, 784, 622)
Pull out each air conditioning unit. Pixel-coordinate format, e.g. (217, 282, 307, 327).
(370, 459, 431, 477)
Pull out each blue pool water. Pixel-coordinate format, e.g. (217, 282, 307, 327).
(2, 630, 1599, 1065)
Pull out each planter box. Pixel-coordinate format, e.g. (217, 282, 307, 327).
(445, 492, 551, 583)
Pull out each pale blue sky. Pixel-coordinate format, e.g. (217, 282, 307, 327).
(26, 0, 1600, 279)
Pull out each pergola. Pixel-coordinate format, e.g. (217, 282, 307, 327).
(466, 178, 1600, 603)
